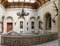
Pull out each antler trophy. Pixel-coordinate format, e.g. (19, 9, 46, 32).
(52, 1, 58, 23)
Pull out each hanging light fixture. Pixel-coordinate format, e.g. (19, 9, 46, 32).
(17, 0, 29, 18)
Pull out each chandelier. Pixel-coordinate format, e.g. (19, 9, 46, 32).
(17, 1, 29, 18)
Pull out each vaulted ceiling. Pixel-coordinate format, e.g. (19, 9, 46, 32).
(0, 0, 50, 9)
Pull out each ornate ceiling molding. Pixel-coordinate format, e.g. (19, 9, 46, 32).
(0, 0, 50, 9)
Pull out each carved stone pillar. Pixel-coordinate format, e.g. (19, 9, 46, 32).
(58, 0, 60, 46)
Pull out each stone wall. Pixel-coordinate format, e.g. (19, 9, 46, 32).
(1, 32, 57, 46)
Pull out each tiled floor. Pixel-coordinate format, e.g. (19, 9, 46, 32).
(32, 40, 58, 46)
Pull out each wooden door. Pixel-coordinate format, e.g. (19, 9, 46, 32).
(7, 23, 13, 32)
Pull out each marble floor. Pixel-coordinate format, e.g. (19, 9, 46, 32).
(32, 40, 58, 46)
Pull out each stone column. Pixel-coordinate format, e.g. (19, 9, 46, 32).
(58, 0, 60, 46)
(3, 18, 7, 33)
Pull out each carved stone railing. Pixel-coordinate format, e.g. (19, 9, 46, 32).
(1, 32, 58, 46)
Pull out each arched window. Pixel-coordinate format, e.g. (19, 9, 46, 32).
(30, 16, 36, 29)
(31, 21, 34, 29)
(7, 16, 13, 23)
(45, 13, 51, 30)
(19, 18, 25, 32)
(20, 21, 23, 29)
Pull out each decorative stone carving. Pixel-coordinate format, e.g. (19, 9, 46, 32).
(30, 17, 36, 20)
(37, 16, 40, 20)
(2, 15, 5, 22)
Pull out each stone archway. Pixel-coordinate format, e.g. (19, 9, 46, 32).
(30, 16, 36, 31)
(7, 16, 13, 32)
(44, 12, 51, 30)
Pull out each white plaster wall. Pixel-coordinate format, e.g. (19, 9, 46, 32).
(0, 0, 58, 34)
(5, 8, 37, 33)
(37, 0, 58, 32)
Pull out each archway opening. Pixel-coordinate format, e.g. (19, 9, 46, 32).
(7, 16, 13, 32)
(45, 13, 51, 30)
(30, 17, 36, 30)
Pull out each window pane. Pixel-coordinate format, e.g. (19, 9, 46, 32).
(32, 26, 34, 29)
(14, 0, 18, 2)
(31, 22, 34, 25)
(20, 0, 24, 2)
(20, 21, 23, 29)
(30, 0, 36, 3)
(25, 0, 30, 2)
(31, 22, 34, 29)
(8, 0, 13, 2)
